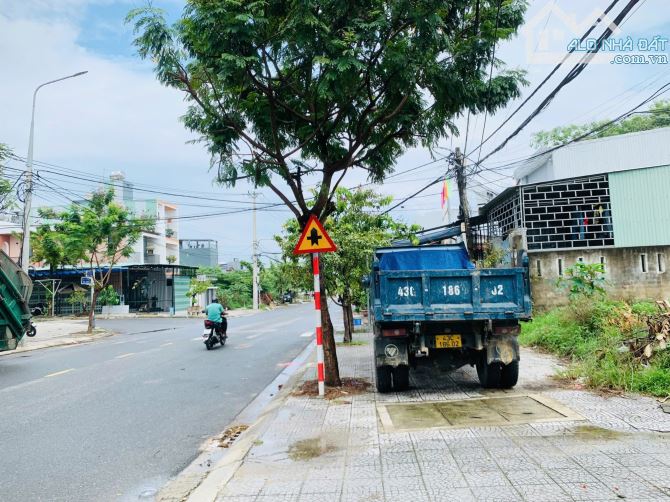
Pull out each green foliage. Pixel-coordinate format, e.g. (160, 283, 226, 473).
(98, 285, 120, 306)
(216, 270, 254, 309)
(275, 188, 420, 309)
(166, 255, 177, 264)
(33, 189, 154, 331)
(66, 291, 87, 308)
(520, 298, 670, 397)
(479, 242, 505, 268)
(631, 301, 658, 316)
(557, 262, 606, 298)
(532, 99, 670, 148)
(127, 1, 528, 221)
(0, 143, 16, 214)
(261, 261, 310, 300)
(186, 277, 211, 306)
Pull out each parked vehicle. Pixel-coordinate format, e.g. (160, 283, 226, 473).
(0, 250, 35, 352)
(282, 291, 293, 304)
(202, 318, 227, 350)
(365, 243, 531, 392)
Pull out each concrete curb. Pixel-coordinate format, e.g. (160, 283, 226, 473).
(157, 341, 315, 502)
(0, 329, 115, 357)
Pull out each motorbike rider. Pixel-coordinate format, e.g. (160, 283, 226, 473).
(204, 298, 227, 336)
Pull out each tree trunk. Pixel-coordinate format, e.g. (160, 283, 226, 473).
(342, 299, 354, 343)
(320, 280, 341, 387)
(87, 289, 98, 334)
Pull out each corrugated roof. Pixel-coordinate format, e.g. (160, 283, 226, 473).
(513, 126, 670, 183)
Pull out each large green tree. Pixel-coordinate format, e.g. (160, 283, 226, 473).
(34, 189, 154, 332)
(128, 0, 528, 386)
(275, 188, 420, 342)
(532, 99, 670, 149)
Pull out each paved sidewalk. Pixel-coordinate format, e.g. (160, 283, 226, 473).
(6, 319, 112, 354)
(209, 332, 670, 502)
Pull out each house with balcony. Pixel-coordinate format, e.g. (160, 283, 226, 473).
(476, 127, 670, 308)
(27, 172, 194, 315)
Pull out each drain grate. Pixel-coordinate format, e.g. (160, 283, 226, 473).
(377, 394, 583, 432)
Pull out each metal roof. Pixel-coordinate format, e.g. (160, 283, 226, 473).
(514, 126, 670, 184)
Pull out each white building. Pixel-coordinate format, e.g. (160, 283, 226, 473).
(109, 172, 179, 266)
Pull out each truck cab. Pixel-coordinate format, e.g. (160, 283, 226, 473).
(367, 243, 531, 392)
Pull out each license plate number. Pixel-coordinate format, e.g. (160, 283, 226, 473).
(435, 334, 462, 348)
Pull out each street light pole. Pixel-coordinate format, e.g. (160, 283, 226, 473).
(20, 71, 88, 272)
(251, 192, 259, 310)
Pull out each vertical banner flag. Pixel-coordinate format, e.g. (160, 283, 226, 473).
(441, 179, 449, 208)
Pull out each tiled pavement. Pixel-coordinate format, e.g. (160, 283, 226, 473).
(214, 334, 670, 502)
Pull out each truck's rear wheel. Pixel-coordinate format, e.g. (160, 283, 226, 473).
(376, 366, 393, 393)
(500, 361, 519, 388)
(393, 365, 410, 391)
(476, 357, 502, 388)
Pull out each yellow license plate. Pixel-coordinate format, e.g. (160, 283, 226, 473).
(435, 334, 462, 348)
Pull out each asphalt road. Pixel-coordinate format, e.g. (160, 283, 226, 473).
(0, 303, 319, 502)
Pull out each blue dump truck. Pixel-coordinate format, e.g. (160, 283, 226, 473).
(0, 250, 35, 352)
(366, 243, 531, 393)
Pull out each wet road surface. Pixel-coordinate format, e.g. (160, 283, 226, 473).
(0, 304, 317, 501)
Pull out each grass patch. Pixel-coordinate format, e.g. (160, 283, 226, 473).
(520, 298, 670, 397)
(336, 340, 368, 346)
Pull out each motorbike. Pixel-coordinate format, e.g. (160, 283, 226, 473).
(203, 316, 227, 350)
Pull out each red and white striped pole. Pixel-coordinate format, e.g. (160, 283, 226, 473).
(312, 252, 325, 397)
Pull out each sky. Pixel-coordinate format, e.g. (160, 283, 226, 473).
(1, 0, 668, 263)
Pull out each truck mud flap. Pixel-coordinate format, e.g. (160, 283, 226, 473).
(486, 334, 520, 365)
(375, 338, 409, 368)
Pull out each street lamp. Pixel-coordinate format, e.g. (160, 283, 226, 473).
(20, 71, 88, 272)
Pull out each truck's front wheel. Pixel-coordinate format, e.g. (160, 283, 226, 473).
(376, 366, 393, 393)
(476, 358, 502, 388)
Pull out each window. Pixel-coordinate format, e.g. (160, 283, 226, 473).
(600, 256, 606, 273)
(640, 254, 648, 273)
(536, 260, 542, 277)
(658, 253, 665, 273)
(557, 258, 564, 277)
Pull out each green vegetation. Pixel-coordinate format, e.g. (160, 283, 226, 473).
(0, 143, 16, 214)
(33, 189, 154, 332)
(556, 262, 606, 298)
(65, 291, 87, 315)
(274, 188, 419, 343)
(98, 286, 120, 307)
(127, 0, 528, 387)
(532, 99, 670, 148)
(520, 298, 670, 397)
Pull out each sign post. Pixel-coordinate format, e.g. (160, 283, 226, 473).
(293, 215, 337, 397)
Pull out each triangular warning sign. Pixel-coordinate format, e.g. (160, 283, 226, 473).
(293, 215, 337, 255)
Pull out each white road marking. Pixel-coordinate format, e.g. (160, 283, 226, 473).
(44, 369, 74, 378)
(160, 342, 174, 347)
(115, 353, 136, 359)
(246, 334, 261, 340)
(191, 337, 202, 341)
(300, 331, 313, 337)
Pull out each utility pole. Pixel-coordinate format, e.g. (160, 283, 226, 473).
(20, 71, 88, 272)
(251, 192, 259, 310)
(454, 147, 474, 257)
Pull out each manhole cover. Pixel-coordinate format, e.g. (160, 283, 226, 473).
(377, 394, 583, 432)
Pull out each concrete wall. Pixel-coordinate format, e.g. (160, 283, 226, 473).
(529, 246, 670, 309)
